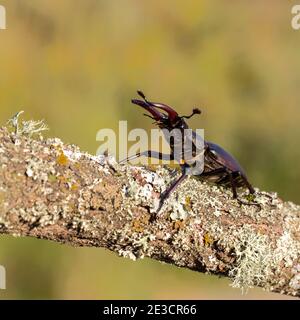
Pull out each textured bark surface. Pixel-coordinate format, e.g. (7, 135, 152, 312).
(0, 126, 300, 298)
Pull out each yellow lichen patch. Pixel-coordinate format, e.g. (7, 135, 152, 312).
(185, 196, 192, 211)
(71, 183, 79, 191)
(57, 175, 68, 184)
(204, 232, 214, 247)
(132, 215, 150, 233)
(132, 219, 144, 233)
(147, 164, 159, 172)
(56, 152, 69, 166)
(245, 193, 256, 202)
(73, 162, 81, 170)
(173, 220, 185, 231)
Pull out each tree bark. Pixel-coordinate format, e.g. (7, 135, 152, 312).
(0, 126, 299, 298)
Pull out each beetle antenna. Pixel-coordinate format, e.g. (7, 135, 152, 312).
(181, 108, 202, 119)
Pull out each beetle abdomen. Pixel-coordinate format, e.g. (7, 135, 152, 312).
(206, 141, 246, 175)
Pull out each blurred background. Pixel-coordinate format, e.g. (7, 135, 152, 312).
(0, 0, 299, 299)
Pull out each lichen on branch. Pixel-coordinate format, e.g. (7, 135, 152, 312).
(0, 117, 299, 298)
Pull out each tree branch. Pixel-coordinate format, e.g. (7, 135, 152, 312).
(0, 125, 299, 298)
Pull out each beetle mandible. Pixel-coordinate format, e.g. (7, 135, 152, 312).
(121, 91, 257, 212)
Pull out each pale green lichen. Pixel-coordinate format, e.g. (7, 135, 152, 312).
(289, 274, 300, 291)
(7, 111, 48, 137)
(274, 231, 299, 268)
(19, 119, 48, 137)
(25, 157, 56, 182)
(170, 202, 189, 221)
(6, 111, 24, 134)
(227, 225, 273, 292)
(118, 249, 137, 261)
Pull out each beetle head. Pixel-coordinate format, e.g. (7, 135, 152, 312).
(132, 91, 201, 130)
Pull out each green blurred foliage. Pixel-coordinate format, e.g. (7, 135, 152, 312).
(0, 0, 299, 299)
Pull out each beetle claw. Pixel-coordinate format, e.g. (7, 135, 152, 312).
(236, 197, 262, 211)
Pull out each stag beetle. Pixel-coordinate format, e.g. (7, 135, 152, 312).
(121, 91, 256, 212)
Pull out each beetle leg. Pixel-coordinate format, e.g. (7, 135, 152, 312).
(229, 172, 261, 209)
(157, 165, 187, 213)
(119, 150, 174, 164)
(228, 172, 238, 198)
(240, 174, 255, 194)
